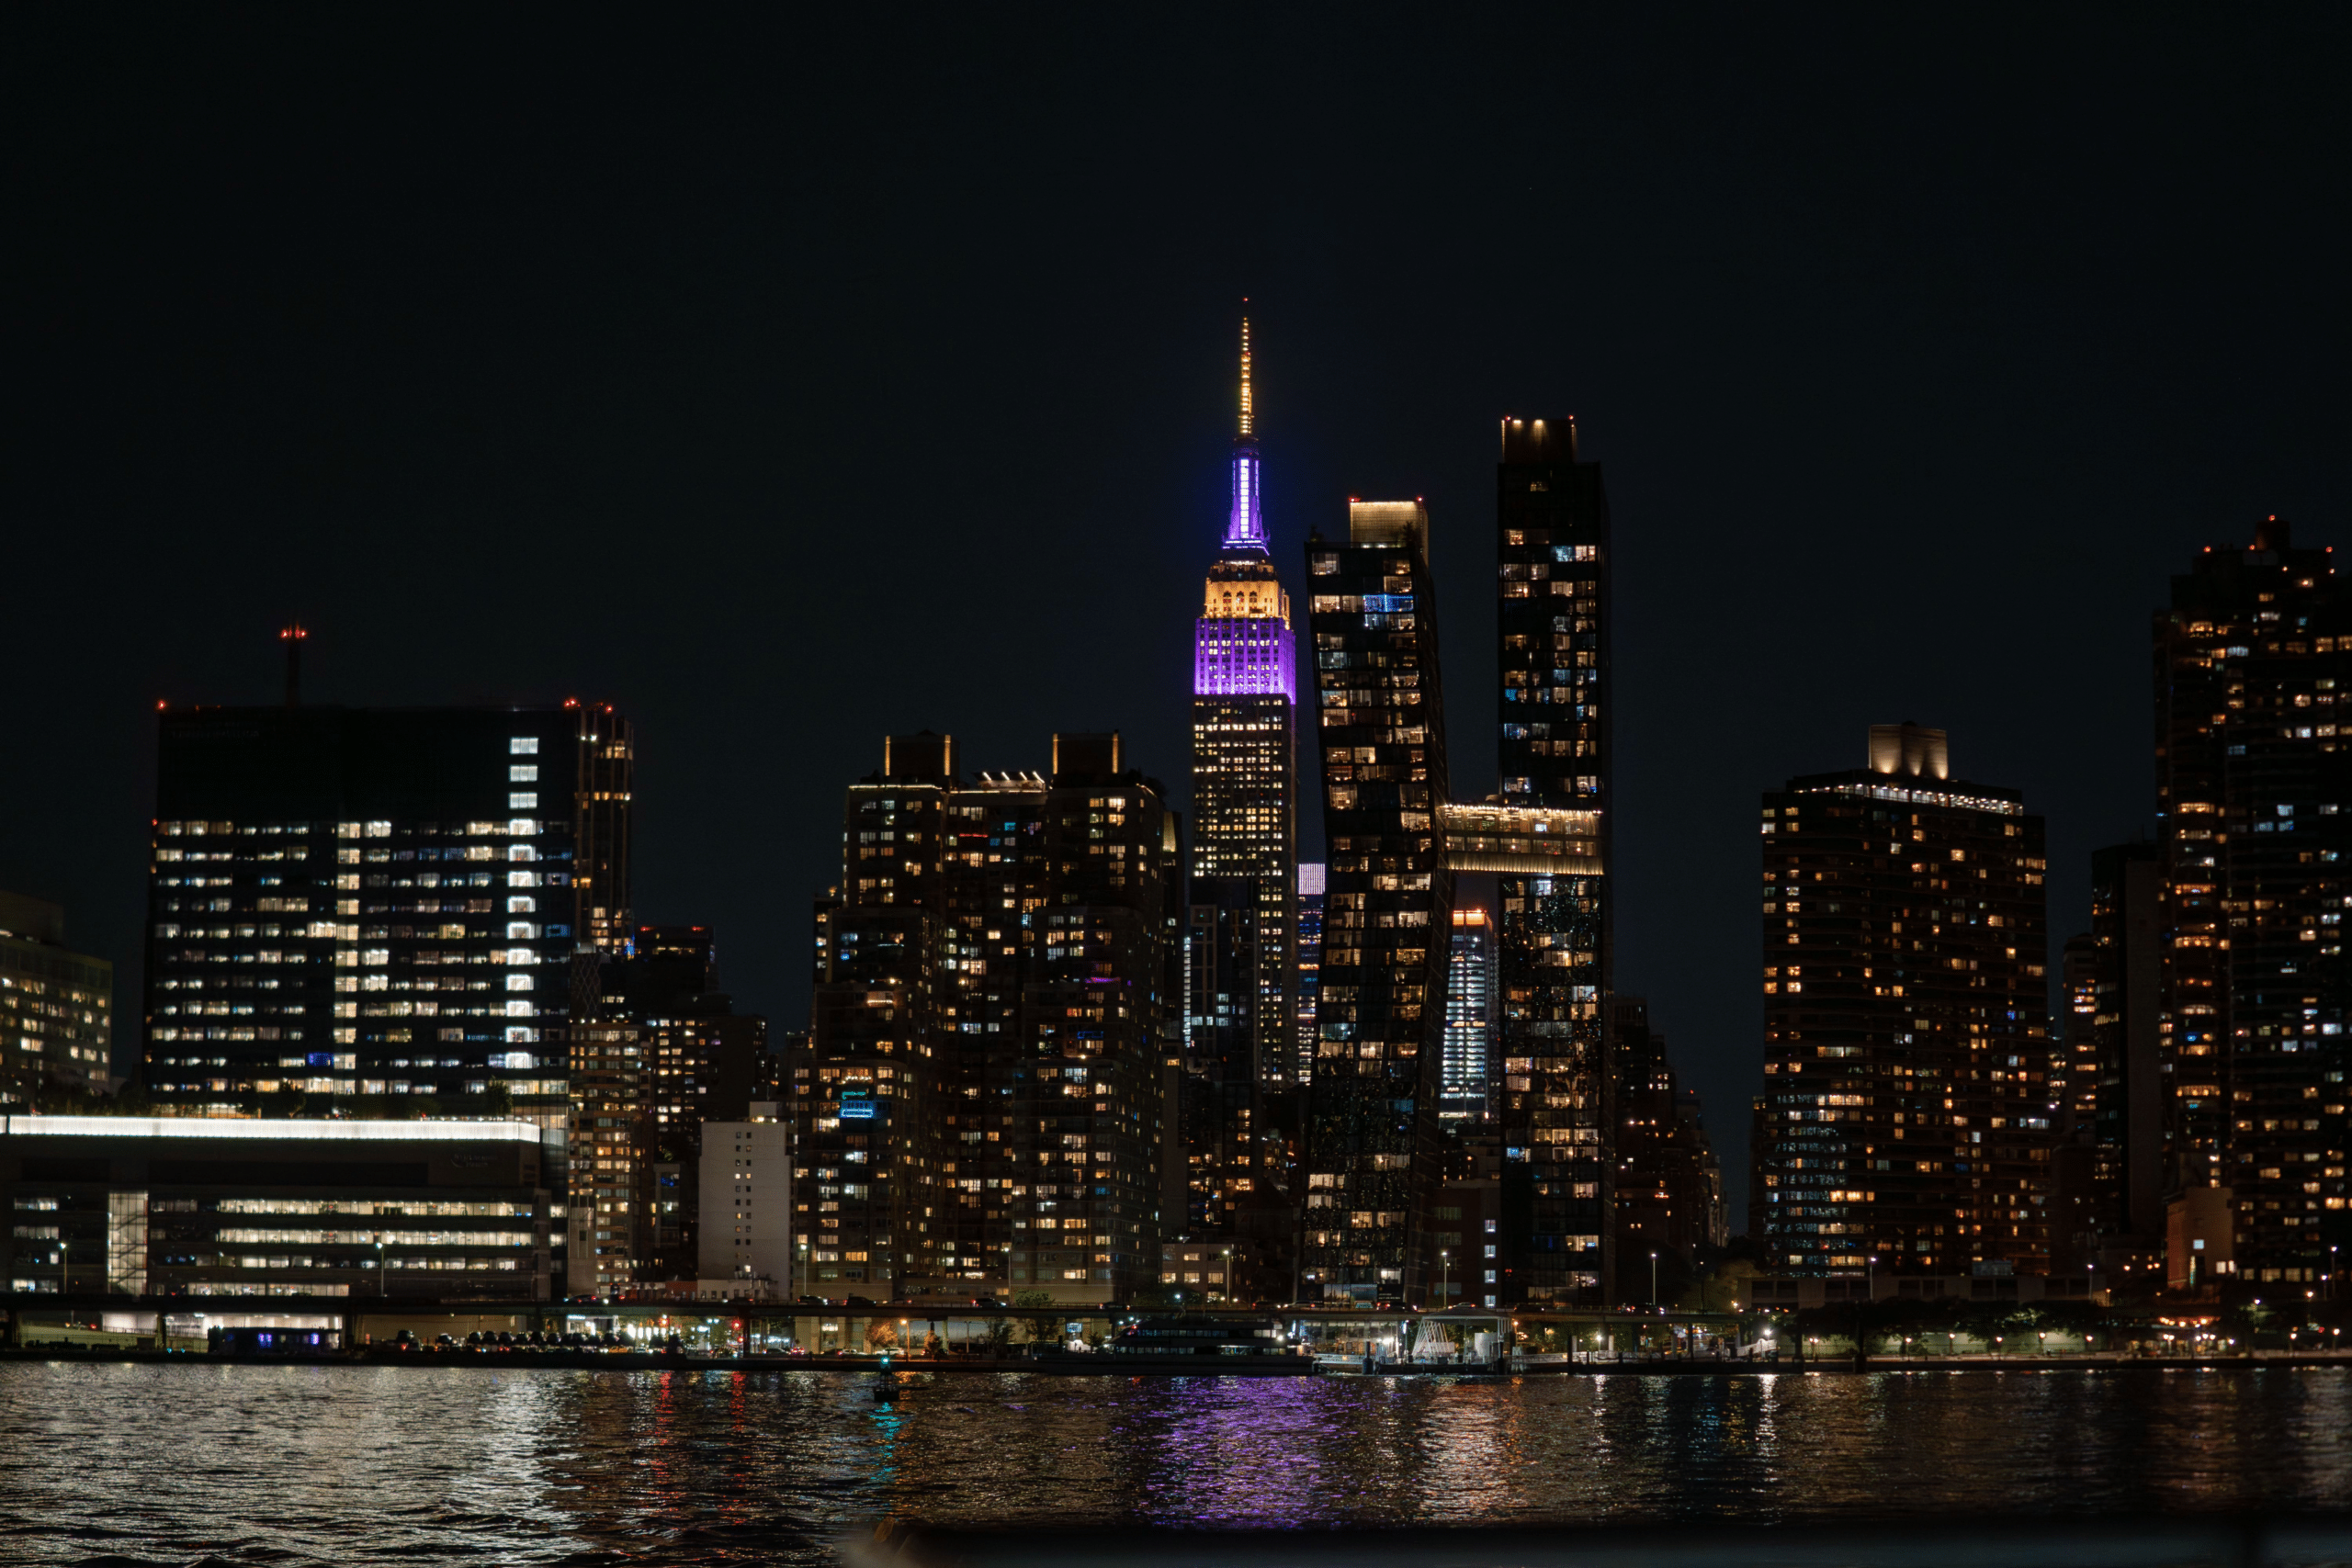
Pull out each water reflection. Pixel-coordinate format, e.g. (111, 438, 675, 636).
(5, 1365, 2352, 1564)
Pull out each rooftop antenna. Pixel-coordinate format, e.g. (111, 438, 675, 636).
(279, 620, 307, 706)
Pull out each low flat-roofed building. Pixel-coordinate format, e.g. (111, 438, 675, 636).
(0, 1116, 552, 1300)
(1746, 1269, 2106, 1312)
(1159, 1239, 1237, 1302)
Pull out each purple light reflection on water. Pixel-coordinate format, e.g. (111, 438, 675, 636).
(13, 1364, 2352, 1564)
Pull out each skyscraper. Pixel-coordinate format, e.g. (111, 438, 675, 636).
(1752, 723, 2052, 1276)
(1189, 314, 1299, 1088)
(571, 924, 771, 1286)
(2154, 518, 2352, 1286)
(143, 701, 630, 1127)
(1302, 499, 1455, 1304)
(1442, 908, 1498, 1124)
(568, 1014, 651, 1294)
(792, 731, 1180, 1304)
(1493, 416, 1613, 1304)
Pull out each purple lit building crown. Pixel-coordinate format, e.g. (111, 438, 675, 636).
(1194, 608, 1295, 700)
(1192, 314, 1294, 701)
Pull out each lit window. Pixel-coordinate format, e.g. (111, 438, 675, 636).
(510, 738, 539, 755)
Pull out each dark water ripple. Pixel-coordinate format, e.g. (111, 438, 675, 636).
(5, 1363, 2352, 1564)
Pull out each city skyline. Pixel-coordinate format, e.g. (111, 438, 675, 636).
(9, 11, 2350, 1240)
(9, 11, 2352, 1559)
(9, 400, 2346, 1235)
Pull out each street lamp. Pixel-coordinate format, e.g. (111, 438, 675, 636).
(1650, 1250, 1658, 1308)
(1440, 1249, 1451, 1309)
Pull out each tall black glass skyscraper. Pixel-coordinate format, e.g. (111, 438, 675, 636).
(1302, 499, 1455, 1304)
(1494, 416, 1613, 1303)
(2153, 518, 2352, 1285)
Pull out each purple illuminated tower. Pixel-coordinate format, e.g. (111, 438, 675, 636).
(1188, 313, 1301, 1090)
(1192, 318, 1295, 701)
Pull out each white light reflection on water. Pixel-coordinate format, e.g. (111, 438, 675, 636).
(5, 1364, 2352, 1564)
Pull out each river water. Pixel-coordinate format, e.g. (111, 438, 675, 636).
(3, 1362, 2350, 1564)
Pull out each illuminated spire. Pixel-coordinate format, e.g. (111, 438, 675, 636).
(1238, 311, 1253, 439)
(1224, 305, 1264, 550)
(1195, 305, 1290, 696)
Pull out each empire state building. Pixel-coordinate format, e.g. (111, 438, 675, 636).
(1189, 315, 1300, 1087)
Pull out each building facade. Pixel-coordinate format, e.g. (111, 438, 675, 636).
(1181, 885, 1261, 1240)
(567, 1019, 650, 1295)
(791, 732, 1179, 1304)
(1301, 499, 1456, 1304)
(1753, 724, 2053, 1276)
(1295, 862, 1325, 1072)
(1493, 416, 1614, 1304)
(143, 704, 630, 1128)
(2, 1115, 552, 1300)
(1442, 908, 1498, 1125)
(0, 891, 114, 1107)
(2154, 518, 2352, 1286)
(698, 1101, 790, 1291)
(563, 923, 769, 1294)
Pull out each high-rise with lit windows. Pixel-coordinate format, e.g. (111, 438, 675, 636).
(143, 701, 632, 1129)
(792, 731, 1179, 1304)
(0, 890, 114, 1107)
(1751, 724, 2052, 1276)
(1493, 416, 1613, 1304)
(1189, 315, 1299, 1089)
(2154, 517, 2352, 1286)
(1301, 499, 1456, 1304)
(573, 924, 770, 1286)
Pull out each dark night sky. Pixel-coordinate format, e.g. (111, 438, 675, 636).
(7, 8, 2349, 1224)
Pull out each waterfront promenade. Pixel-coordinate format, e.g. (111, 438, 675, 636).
(12, 1340, 2352, 1377)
